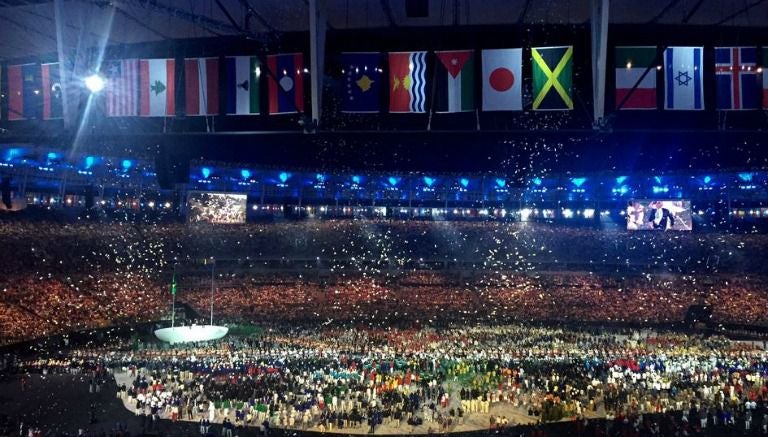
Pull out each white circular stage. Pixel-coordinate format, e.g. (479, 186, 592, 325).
(154, 325, 228, 343)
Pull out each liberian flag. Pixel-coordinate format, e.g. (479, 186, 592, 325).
(664, 47, 704, 110)
(481, 48, 522, 111)
(105, 59, 139, 117)
(389, 51, 426, 113)
(434, 50, 474, 113)
(7, 64, 41, 120)
(225, 56, 261, 115)
(184, 58, 219, 115)
(139, 59, 175, 117)
(715, 47, 758, 110)
(615, 47, 657, 109)
(267, 53, 304, 114)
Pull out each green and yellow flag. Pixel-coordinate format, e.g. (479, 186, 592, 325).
(532, 46, 573, 110)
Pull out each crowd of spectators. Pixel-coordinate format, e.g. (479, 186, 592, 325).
(2, 214, 768, 344)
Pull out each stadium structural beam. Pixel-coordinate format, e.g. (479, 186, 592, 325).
(54, 0, 72, 130)
(590, 0, 609, 128)
(309, 0, 327, 129)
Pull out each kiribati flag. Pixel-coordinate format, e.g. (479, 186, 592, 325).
(715, 47, 759, 110)
(340, 52, 382, 113)
(267, 53, 304, 114)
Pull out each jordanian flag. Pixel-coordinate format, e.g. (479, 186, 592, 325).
(615, 46, 657, 109)
(225, 56, 261, 115)
(532, 46, 573, 111)
(433, 50, 475, 113)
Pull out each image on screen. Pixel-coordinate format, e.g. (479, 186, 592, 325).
(626, 200, 692, 231)
(188, 192, 247, 224)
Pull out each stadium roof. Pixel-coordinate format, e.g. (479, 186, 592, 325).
(0, 0, 766, 60)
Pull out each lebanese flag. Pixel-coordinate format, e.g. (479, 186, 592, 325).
(139, 59, 175, 117)
(267, 53, 304, 114)
(184, 58, 219, 115)
(615, 46, 657, 109)
(764, 48, 768, 109)
(481, 48, 522, 111)
(434, 50, 475, 113)
(389, 51, 426, 113)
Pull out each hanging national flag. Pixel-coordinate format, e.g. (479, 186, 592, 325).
(664, 47, 704, 110)
(139, 59, 176, 117)
(184, 58, 220, 115)
(267, 53, 304, 114)
(434, 50, 474, 113)
(41, 63, 63, 120)
(389, 51, 427, 113)
(8, 64, 41, 120)
(340, 52, 382, 113)
(762, 48, 768, 109)
(615, 46, 657, 110)
(105, 59, 139, 117)
(715, 47, 759, 110)
(225, 56, 261, 115)
(481, 48, 522, 111)
(532, 46, 573, 111)
(171, 273, 177, 295)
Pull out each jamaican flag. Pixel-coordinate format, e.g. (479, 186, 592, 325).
(532, 46, 573, 110)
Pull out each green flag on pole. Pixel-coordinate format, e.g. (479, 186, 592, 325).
(171, 273, 177, 295)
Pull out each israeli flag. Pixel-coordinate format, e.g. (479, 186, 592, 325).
(664, 47, 704, 110)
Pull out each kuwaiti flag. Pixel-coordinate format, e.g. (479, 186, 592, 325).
(225, 56, 261, 115)
(389, 51, 426, 113)
(715, 47, 759, 110)
(267, 53, 304, 114)
(139, 59, 176, 116)
(184, 58, 220, 115)
(664, 47, 704, 110)
(434, 50, 474, 113)
(481, 48, 522, 111)
(615, 47, 657, 109)
(7, 64, 42, 120)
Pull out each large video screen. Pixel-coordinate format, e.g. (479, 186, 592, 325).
(188, 192, 247, 224)
(626, 200, 692, 231)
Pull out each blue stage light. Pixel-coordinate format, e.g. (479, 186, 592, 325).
(459, 178, 469, 188)
(703, 175, 711, 184)
(738, 172, 753, 182)
(495, 178, 505, 188)
(532, 177, 542, 186)
(201, 167, 211, 179)
(241, 169, 251, 179)
(388, 176, 399, 186)
(121, 159, 132, 170)
(615, 176, 628, 185)
(279, 172, 290, 183)
(85, 156, 95, 169)
(571, 177, 586, 187)
(316, 173, 325, 182)
(423, 176, 435, 187)
(352, 175, 361, 184)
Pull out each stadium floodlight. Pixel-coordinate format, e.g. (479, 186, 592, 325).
(84, 74, 106, 93)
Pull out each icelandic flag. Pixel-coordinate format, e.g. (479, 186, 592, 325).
(715, 47, 759, 110)
(340, 52, 382, 113)
(267, 53, 304, 114)
(664, 47, 704, 110)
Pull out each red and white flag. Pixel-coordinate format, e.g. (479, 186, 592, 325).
(139, 59, 175, 117)
(105, 59, 139, 117)
(184, 58, 219, 115)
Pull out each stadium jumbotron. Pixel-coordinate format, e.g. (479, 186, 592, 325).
(1, 1, 768, 436)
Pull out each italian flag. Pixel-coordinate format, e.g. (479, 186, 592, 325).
(615, 47, 657, 110)
(434, 50, 475, 113)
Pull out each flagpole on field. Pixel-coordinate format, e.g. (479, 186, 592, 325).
(170, 264, 177, 328)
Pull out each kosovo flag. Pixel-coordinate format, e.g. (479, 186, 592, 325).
(340, 53, 382, 113)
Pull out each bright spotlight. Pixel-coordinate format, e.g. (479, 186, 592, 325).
(84, 74, 106, 93)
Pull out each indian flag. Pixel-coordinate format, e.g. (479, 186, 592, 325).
(615, 47, 657, 110)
